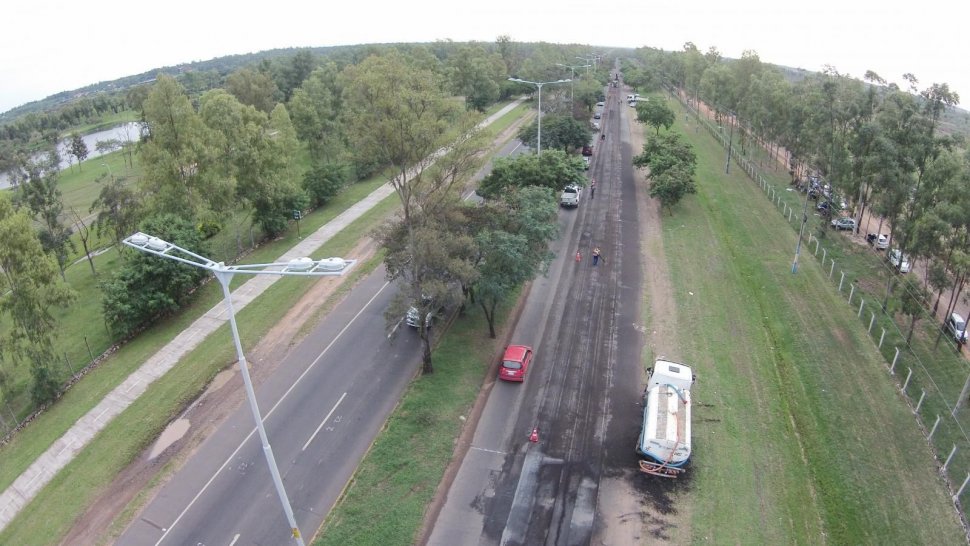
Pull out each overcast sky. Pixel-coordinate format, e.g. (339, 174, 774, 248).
(3, 0, 968, 114)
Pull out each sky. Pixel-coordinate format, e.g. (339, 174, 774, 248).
(3, 0, 968, 114)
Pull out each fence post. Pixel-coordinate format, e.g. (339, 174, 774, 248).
(858, 299, 865, 317)
(814, 239, 820, 256)
(879, 328, 886, 348)
(955, 473, 970, 501)
(915, 389, 927, 412)
(822, 248, 827, 265)
(952, 371, 970, 417)
(848, 285, 855, 305)
(943, 444, 958, 471)
(868, 312, 876, 333)
(902, 368, 913, 392)
(928, 414, 941, 441)
(890, 347, 900, 374)
(839, 271, 845, 292)
(64, 351, 76, 377)
(829, 260, 835, 278)
(84, 336, 95, 364)
(788, 208, 793, 223)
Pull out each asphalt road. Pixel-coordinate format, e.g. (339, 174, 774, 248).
(117, 136, 530, 546)
(428, 79, 647, 546)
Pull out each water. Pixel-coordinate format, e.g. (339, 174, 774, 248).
(0, 122, 144, 189)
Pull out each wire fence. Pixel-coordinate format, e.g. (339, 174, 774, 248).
(671, 89, 970, 526)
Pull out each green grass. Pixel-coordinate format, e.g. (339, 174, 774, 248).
(313, 299, 514, 546)
(650, 95, 964, 543)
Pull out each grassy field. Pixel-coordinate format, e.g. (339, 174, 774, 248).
(649, 95, 965, 543)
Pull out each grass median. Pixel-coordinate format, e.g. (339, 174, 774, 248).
(313, 298, 514, 546)
(653, 96, 964, 543)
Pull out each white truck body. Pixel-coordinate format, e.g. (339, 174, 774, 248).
(560, 184, 581, 207)
(637, 359, 693, 476)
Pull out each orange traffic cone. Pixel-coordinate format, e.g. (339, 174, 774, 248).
(575, 251, 582, 263)
(529, 427, 539, 443)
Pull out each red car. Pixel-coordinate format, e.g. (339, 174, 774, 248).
(499, 344, 533, 382)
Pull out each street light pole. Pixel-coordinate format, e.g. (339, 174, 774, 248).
(123, 232, 356, 546)
(555, 63, 589, 105)
(508, 77, 570, 156)
(792, 175, 815, 274)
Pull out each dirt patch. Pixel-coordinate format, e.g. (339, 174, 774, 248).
(61, 236, 379, 546)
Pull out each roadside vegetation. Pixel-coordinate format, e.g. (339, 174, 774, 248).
(634, 92, 965, 542)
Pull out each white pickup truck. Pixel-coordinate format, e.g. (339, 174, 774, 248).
(560, 184, 581, 208)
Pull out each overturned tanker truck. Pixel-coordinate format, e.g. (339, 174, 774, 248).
(636, 359, 695, 478)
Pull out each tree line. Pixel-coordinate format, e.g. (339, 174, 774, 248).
(628, 44, 969, 345)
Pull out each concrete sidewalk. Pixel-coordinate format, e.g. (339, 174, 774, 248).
(0, 98, 525, 532)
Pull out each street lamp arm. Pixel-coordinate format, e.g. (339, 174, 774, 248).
(123, 232, 356, 277)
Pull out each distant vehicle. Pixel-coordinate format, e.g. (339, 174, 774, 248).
(889, 249, 911, 273)
(560, 184, 582, 207)
(945, 313, 968, 344)
(831, 217, 856, 231)
(498, 344, 533, 382)
(582, 144, 593, 156)
(866, 233, 889, 250)
(637, 360, 694, 478)
(596, 101, 605, 107)
(582, 156, 590, 170)
(593, 112, 602, 119)
(406, 305, 434, 328)
(592, 121, 600, 130)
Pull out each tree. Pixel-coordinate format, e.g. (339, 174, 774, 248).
(342, 51, 485, 373)
(100, 214, 209, 337)
(516, 115, 591, 153)
(139, 75, 221, 219)
(635, 99, 676, 134)
(226, 67, 280, 114)
(633, 133, 698, 213)
(446, 44, 504, 111)
(67, 133, 89, 171)
(288, 64, 344, 163)
(0, 194, 76, 405)
(91, 170, 141, 248)
(68, 207, 96, 277)
(478, 149, 585, 199)
(303, 162, 349, 207)
(473, 185, 558, 337)
(277, 50, 317, 102)
(17, 168, 74, 279)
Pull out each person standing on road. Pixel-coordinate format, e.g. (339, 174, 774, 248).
(590, 178, 596, 199)
(592, 247, 601, 266)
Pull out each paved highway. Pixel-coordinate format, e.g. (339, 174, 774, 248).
(117, 136, 529, 546)
(428, 79, 646, 546)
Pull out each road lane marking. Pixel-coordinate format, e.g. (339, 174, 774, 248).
(154, 281, 391, 545)
(229, 533, 240, 546)
(470, 446, 506, 455)
(302, 392, 347, 451)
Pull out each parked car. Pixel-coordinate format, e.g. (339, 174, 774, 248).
(582, 156, 590, 170)
(592, 121, 600, 130)
(945, 313, 968, 344)
(596, 101, 605, 107)
(560, 184, 582, 207)
(582, 144, 593, 156)
(593, 112, 602, 119)
(499, 344, 533, 382)
(406, 305, 434, 328)
(889, 249, 911, 273)
(831, 217, 856, 231)
(866, 233, 889, 250)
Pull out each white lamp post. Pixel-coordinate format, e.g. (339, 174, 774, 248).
(123, 232, 356, 546)
(556, 63, 589, 104)
(507, 77, 570, 156)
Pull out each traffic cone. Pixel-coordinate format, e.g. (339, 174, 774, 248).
(529, 427, 539, 443)
(575, 251, 582, 263)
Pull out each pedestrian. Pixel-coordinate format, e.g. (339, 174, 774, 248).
(592, 247, 601, 266)
(590, 179, 596, 199)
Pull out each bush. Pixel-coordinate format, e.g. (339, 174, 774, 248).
(100, 214, 210, 337)
(303, 163, 350, 207)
